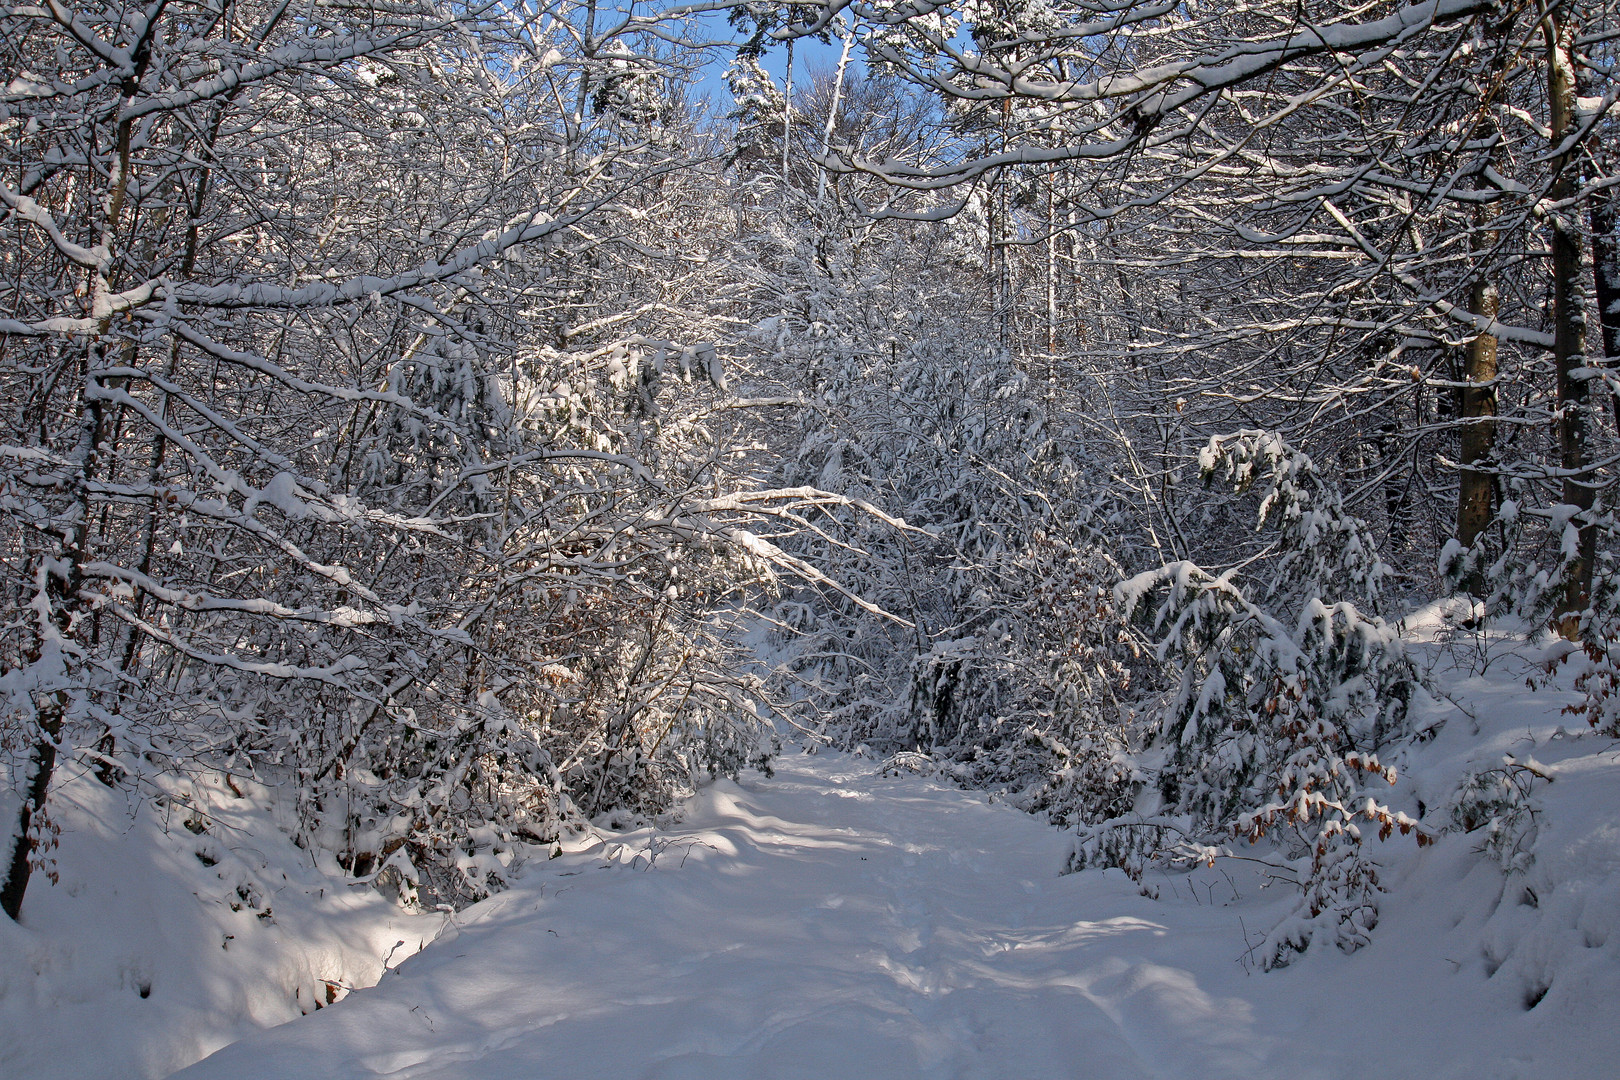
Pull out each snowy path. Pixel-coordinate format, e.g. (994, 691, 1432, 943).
(172, 750, 1603, 1080)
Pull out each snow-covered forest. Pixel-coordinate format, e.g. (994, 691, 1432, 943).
(2, 0, 1618, 1075)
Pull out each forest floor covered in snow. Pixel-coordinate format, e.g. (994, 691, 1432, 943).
(5, 622, 1620, 1079)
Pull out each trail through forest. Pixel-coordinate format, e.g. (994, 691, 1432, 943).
(171, 747, 1594, 1080)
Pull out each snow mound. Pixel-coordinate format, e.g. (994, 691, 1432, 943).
(0, 765, 441, 1079)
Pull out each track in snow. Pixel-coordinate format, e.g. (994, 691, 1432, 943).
(170, 750, 1580, 1080)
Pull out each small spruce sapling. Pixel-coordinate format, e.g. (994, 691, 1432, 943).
(1083, 431, 1431, 967)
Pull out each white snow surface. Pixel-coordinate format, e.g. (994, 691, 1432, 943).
(0, 769, 442, 1079)
(170, 745, 1616, 1077)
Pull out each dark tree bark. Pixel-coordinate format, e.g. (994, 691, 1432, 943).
(1590, 181, 1620, 432)
(1, 702, 62, 922)
(1546, 6, 1597, 632)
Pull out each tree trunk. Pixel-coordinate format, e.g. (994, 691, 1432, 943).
(1545, 7, 1596, 632)
(1, 696, 62, 921)
(1579, 59, 1620, 434)
(782, 39, 793, 181)
(1590, 179, 1620, 432)
(2, 37, 148, 915)
(1458, 210, 1500, 549)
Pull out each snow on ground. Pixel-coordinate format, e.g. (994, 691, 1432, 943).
(171, 753, 1297, 1080)
(0, 766, 442, 1079)
(5, 616, 1619, 1079)
(171, 659, 1619, 1080)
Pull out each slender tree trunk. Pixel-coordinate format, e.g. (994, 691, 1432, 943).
(1545, 8, 1596, 631)
(2, 32, 155, 917)
(1458, 207, 1501, 548)
(996, 100, 1011, 351)
(815, 23, 855, 204)
(2, 370, 101, 921)
(1046, 174, 1059, 368)
(1590, 179, 1620, 431)
(0, 691, 62, 922)
(782, 39, 793, 182)
(1456, 17, 1514, 551)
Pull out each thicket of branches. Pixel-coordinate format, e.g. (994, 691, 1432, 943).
(0, 0, 899, 915)
(728, 0, 1620, 964)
